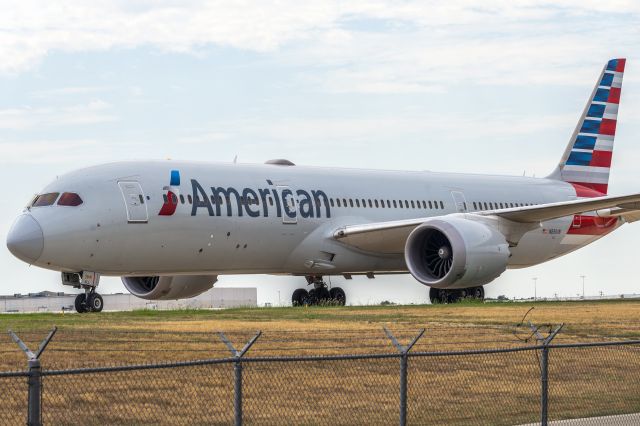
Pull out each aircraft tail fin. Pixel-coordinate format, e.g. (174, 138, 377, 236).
(549, 58, 626, 196)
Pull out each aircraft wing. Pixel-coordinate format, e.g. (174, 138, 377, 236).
(484, 193, 640, 223)
(333, 193, 640, 254)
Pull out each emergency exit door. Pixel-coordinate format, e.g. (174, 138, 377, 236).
(118, 181, 149, 223)
(450, 191, 468, 213)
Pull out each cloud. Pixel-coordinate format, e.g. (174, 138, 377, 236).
(1, 1, 638, 93)
(0, 100, 117, 129)
(0, 140, 99, 164)
(30, 86, 114, 99)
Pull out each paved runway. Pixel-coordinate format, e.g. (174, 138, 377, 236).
(521, 412, 640, 425)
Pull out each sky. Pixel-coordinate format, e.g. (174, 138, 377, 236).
(1, 1, 640, 306)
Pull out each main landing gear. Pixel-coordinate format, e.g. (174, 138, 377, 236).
(429, 286, 485, 304)
(292, 276, 346, 306)
(61, 271, 104, 313)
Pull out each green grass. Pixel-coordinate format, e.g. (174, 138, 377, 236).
(1, 300, 639, 425)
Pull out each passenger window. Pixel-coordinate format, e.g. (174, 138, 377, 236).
(410, 201, 415, 208)
(349, 199, 354, 207)
(180, 195, 185, 204)
(337, 199, 341, 207)
(356, 199, 360, 207)
(433, 201, 438, 210)
(473, 202, 477, 210)
(139, 195, 145, 204)
(171, 193, 178, 204)
(439, 201, 444, 209)
(428, 201, 432, 209)
(32, 193, 60, 207)
(163, 194, 168, 203)
(57, 192, 83, 207)
(404, 200, 409, 208)
(368, 199, 373, 207)
(188, 194, 193, 204)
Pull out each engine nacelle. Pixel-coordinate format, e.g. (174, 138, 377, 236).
(405, 217, 509, 289)
(121, 275, 218, 300)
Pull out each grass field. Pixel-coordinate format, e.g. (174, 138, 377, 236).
(1, 300, 639, 425)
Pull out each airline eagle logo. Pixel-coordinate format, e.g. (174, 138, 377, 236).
(158, 170, 180, 216)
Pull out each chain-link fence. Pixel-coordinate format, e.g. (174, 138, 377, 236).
(2, 326, 640, 425)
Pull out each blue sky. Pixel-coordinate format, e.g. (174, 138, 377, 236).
(1, 1, 639, 304)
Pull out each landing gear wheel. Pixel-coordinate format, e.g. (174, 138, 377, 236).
(472, 286, 485, 301)
(292, 289, 309, 306)
(87, 293, 104, 312)
(315, 287, 331, 303)
(447, 290, 461, 303)
(329, 287, 346, 306)
(429, 288, 461, 304)
(74, 293, 88, 313)
(429, 288, 439, 304)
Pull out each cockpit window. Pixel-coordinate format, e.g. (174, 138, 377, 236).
(57, 192, 83, 207)
(32, 193, 60, 207)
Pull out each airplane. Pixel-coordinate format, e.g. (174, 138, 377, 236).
(6, 58, 638, 313)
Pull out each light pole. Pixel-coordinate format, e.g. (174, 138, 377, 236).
(532, 277, 538, 301)
(580, 275, 586, 299)
(277, 290, 281, 306)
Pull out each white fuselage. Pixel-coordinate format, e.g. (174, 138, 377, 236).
(15, 161, 619, 278)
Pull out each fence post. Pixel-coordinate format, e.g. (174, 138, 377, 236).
(384, 327, 425, 426)
(27, 358, 41, 426)
(528, 322, 563, 426)
(219, 331, 261, 426)
(8, 326, 57, 426)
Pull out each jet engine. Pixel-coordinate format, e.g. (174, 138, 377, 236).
(121, 275, 218, 300)
(405, 217, 509, 289)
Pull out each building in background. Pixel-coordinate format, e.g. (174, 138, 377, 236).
(0, 288, 257, 313)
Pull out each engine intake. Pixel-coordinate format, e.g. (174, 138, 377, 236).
(405, 217, 509, 289)
(121, 275, 218, 300)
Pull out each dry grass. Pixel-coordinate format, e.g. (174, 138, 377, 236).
(1, 300, 639, 424)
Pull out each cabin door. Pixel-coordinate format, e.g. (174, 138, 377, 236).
(118, 181, 149, 223)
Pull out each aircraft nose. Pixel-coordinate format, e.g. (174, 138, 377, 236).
(6, 214, 44, 263)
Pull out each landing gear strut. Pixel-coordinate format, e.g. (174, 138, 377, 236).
(292, 276, 346, 306)
(62, 272, 104, 313)
(429, 286, 485, 304)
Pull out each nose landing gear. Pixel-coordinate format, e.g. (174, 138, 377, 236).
(62, 272, 104, 313)
(291, 276, 346, 306)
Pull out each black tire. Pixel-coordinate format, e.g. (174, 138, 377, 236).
(74, 293, 87, 313)
(88, 293, 104, 312)
(316, 287, 331, 302)
(429, 287, 439, 304)
(329, 287, 346, 306)
(307, 289, 318, 305)
(447, 290, 462, 303)
(292, 289, 309, 306)
(472, 286, 485, 300)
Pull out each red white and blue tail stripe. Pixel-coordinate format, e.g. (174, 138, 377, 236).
(556, 58, 625, 196)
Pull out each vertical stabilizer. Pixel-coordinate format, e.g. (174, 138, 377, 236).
(549, 58, 626, 196)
